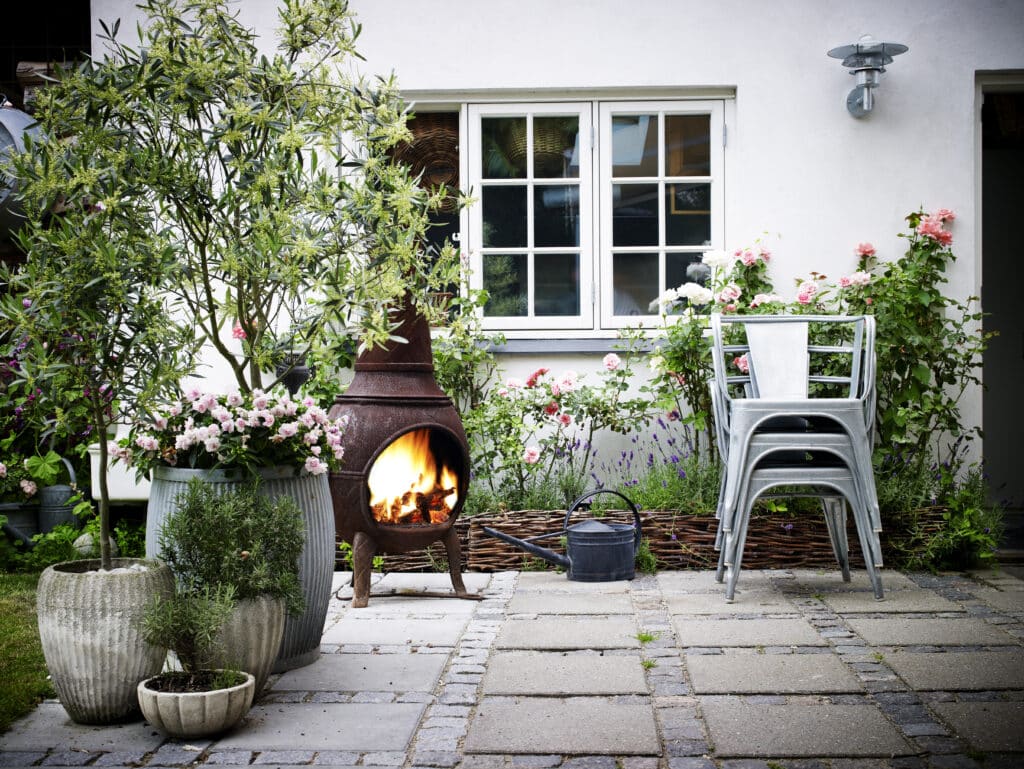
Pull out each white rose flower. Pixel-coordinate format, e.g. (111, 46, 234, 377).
(701, 249, 737, 269)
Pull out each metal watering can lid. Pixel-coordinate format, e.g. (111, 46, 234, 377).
(567, 519, 616, 534)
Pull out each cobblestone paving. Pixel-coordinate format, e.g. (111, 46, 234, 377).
(1, 568, 1023, 768)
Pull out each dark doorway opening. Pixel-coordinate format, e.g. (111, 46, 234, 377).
(982, 89, 1024, 556)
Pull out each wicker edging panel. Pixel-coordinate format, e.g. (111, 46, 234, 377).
(363, 507, 948, 573)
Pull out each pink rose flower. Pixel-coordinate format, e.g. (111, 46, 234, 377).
(20, 479, 37, 497)
(525, 367, 549, 387)
(758, 246, 772, 262)
(935, 208, 955, 222)
(740, 248, 757, 266)
(733, 354, 749, 374)
(232, 323, 247, 340)
(304, 456, 327, 475)
(936, 229, 953, 246)
(544, 401, 559, 416)
(603, 353, 621, 371)
(856, 242, 876, 257)
(916, 214, 945, 240)
(506, 377, 524, 389)
(838, 276, 852, 288)
(558, 413, 573, 427)
(0, 463, 6, 478)
(522, 446, 541, 465)
(717, 283, 741, 303)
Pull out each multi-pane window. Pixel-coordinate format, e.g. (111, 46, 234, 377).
(466, 100, 724, 333)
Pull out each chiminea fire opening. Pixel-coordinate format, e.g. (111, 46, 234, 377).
(328, 296, 480, 607)
(368, 426, 463, 526)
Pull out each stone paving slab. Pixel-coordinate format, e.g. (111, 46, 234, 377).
(686, 651, 862, 693)
(672, 617, 826, 647)
(665, 591, 795, 615)
(845, 617, 1017, 646)
(373, 572, 493, 592)
(821, 589, 962, 614)
(657, 570, 780, 593)
(929, 701, 1024, 752)
(482, 651, 648, 695)
(272, 652, 446, 692)
(513, 573, 633, 593)
(0, 704, 166, 752)
(494, 617, 641, 649)
(464, 696, 659, 755)
(699, 697, 914, 757)
(212, 703, 424, 751)
(884, 650, 1024, 690)
(321, 616, 468, 646)
(971, 586, 1024, 612)
(506, 593, 634, 615)
(333, 596, 482, 615)
(784, 569, 918, 592)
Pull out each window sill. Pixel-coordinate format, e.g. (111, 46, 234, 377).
(488, 338, 652, 355)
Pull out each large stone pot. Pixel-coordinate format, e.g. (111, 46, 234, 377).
(205, 596, 286, 694)
(36, 558, 173, 724)
(146, 466, 334, 672)
(137, 670, 255, 739)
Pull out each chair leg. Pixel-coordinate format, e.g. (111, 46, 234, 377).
(821, 497, 851, 582)
(848, 493, 884, 600)
(724, 499, 754, 602)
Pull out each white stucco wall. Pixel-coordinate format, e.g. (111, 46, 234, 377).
(88, 0, 1024, 481)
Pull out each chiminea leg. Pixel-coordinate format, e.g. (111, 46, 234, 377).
(351, 531, 376, 608)
(442, 527, 472, 598)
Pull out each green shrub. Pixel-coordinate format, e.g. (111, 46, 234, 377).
(158, 480, 305, 615)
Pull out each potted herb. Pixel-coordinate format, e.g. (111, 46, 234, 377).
(157, 479, 306, 692)
(138, 584, 255, 739)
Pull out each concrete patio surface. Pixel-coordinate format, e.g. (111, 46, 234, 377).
(2, 567, 1023, 768)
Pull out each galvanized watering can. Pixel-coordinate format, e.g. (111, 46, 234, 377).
(482, 489, 642, 581)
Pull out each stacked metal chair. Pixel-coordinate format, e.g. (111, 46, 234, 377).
(709, 313, 884, 601)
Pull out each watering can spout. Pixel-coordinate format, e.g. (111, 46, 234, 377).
(481, 526, 571, 569)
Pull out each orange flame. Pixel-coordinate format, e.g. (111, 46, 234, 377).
(367, 429, 459, 525)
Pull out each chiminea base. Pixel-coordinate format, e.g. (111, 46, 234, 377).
(346, 528, 482, 608)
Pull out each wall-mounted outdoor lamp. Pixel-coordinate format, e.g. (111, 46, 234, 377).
(827, 35, 908, 118)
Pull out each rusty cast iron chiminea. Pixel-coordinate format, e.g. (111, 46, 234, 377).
(328, 297, 475, 607)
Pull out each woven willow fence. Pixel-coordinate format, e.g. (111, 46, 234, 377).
(337, 507, 948, 573)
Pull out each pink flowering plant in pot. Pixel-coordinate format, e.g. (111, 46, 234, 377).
(115, 388, 348, 479)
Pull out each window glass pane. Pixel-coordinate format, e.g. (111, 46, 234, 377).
(612, 252, 658, 316)
(665, 183, 711, 245)
(482, 186, 527, 247)
(612, 115, 658, 177)
(483, 254, 528, 316)
(665, 115, 711, 176)
(535, 253, 579, 316)
(534, 185, 580, 247)
(666, 252, 710, 290)
(534, 116, 580, 178)
(482, 117, 527, 179)
(612, 183, 658, 246)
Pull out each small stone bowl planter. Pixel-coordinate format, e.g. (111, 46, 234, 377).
(137, 671, 255, 739)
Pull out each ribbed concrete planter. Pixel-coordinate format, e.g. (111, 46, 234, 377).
(36, 558, 173, 724)
(137, 671, 255, 739)
(147, 466, 334, 672)
(206, 596, 286, 694)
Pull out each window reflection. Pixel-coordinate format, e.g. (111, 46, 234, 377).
(612, 183, 658, 246)
(482, 186, 527, 248)
(613, 253, 658, 315)
(535, 254, 579, 316)
(483, 254, 528, 316)
(612, 115, 658, 176)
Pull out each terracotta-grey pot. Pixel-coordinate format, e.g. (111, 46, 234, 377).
(36, 558, 174, 724)
(146, 466, 335, 672)
(205, 596, 285, 694)
(137, 670, 255, 738)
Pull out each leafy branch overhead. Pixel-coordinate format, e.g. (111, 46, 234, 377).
(19, 0, 460, 394)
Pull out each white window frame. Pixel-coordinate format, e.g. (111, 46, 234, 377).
(463, 98, 725, 336)
(598, 100, 725, 328)
(466, 102, 594, 332)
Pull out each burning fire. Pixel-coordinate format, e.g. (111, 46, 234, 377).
(367, 429, 459, 525)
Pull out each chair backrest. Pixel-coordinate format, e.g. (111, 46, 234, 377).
(710, 314, 874, 404)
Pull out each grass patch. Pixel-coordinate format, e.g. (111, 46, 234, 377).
(0, 572, 54, 732)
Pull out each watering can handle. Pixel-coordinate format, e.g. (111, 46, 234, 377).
(61, 457, 77, 487)
(563, 489, 643, 550)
